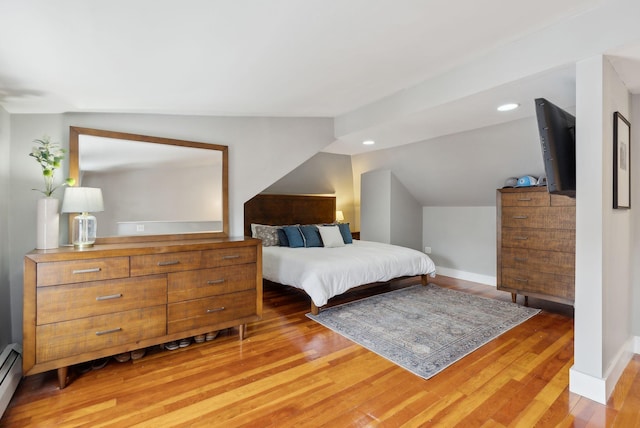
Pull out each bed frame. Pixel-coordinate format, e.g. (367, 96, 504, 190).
(244, 194, 428, 314)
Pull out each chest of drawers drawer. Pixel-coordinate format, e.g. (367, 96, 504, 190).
(130, 251, 202, 276)
(37, 275, 167, 324)
(501, 268, 574, 300)
(167, 290, 257, 334)
(36, 306, 166, 363)
(500, 191, 550, 207)
(501, 206, 576, 229)
(501, 228, 575, 252)
(501, 247, 574, 276)
(37, 257, 130, 286)
(202, 246, 257, 267)
(168, 264, 257, 303)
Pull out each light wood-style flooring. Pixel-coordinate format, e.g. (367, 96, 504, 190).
(2, 276, 639, 427)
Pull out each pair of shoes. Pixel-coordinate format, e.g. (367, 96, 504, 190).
(205, 331, 219, 341)
(114, 352, 131, 363)
(131, 349, 146, 360)
(194, 334, 205, 343)
(164, 341, 179, 351)
(77, 361, 92, 374)
(179, 338, 191, 348)
(91, 357, 109, 370)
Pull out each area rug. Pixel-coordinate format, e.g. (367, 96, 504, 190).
(307, 284, 540, 379)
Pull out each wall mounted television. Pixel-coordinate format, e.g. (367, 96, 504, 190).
(534, 98, 576, 198)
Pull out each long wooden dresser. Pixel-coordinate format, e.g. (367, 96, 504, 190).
(497, 187, 575, 306)
(23, 237, 262, 388)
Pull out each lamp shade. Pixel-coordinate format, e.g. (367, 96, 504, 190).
(335, 210, 344, 222)
(61, 187, 104, 213)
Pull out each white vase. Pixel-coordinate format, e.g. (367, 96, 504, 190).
(36, 198, 59, 250)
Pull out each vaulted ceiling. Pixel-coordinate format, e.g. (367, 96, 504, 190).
(3, 0, 639, 157)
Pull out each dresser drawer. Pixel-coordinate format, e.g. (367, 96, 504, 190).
(36, 257, 130, 287)
(37, 275, 167, 325)
(202, 246, 257, 268)
(501, 247, 574, 276)
(167, 290, 257, 334)
(501, 268, 574, 300)
(35, 306, 166, 363)
(501, 228, 575, 252)
(130, 251, 202, 276)
(168, 264, 257, 303)
(500, 191, 550, 207)
(501, 207, 576, 229)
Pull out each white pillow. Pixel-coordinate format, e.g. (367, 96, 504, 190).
(318, 225, 345, 248)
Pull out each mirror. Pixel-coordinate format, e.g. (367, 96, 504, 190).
(69, 126, 228, 244)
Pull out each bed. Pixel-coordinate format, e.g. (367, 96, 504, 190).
(244, 194, 436, 314)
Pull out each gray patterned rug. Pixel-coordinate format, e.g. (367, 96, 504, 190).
(307, 284, 540, 379)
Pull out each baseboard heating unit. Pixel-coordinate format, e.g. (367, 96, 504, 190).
(0, 343, 22, 418)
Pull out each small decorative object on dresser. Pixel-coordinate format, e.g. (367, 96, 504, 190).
(496, 187, 575, 306)
(23, 237, 262, 389)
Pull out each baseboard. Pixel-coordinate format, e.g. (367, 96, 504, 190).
(434, 266, 496, 287)
(569, 336, 635, 404)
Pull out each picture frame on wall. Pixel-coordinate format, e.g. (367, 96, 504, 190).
(613, 111, 631, 209)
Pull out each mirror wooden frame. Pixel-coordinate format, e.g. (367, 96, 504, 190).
(69, 126, 229, 244)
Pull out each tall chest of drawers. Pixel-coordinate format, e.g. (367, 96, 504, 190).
(23, 237, 262, 388)
(497, 187, 575, 305)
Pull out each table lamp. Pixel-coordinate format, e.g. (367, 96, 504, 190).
(61, 187, 104, 248)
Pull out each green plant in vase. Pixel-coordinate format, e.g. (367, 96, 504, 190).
(29, 136, 75, 196)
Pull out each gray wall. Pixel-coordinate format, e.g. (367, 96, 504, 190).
(423, 206, 497, 284)
(632, 94, 640, 337)
(7, 112, 334, 343)
(263, 152, 356, 225)
(0, 106, 10, 349)
(360, 169, 422, 251)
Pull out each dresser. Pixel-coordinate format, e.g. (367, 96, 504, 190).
(497, 187, 575, 306)
(23, 237, 262, 388)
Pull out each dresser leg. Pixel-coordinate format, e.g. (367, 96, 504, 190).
(239, 324, 246, 340)
(511, 293, 517, 303)
(57, 367, 68, 389)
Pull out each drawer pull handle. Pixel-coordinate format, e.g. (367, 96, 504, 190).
(207, 279, 225, 285)
(512, 215, 528, 219)
(222, 255, 240, 260)
(96, 293, 123, 301)
(96, 327, 122, 336)
(206, 307, 225, 313)
(517, 198, 532, 201)
(514, 257, 528, 262)
(72, 268, 101, 274)
(157, 260, 180, 266)
(514, 277, 529, 283)
(513, 236, 528, 240)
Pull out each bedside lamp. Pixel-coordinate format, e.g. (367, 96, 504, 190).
(61, 187, 104, 248)
(335, 210, 345, 223)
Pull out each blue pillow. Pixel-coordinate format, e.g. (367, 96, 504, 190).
(283, 226, 304, 248)
(300, 225, 323, 247)
(338, 223, 353, 244)
(277, 228, 289, 247)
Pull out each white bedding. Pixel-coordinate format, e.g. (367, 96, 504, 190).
(262, 240, 436, 307)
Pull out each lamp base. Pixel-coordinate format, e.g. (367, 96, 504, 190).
(72, 212, 97, 249)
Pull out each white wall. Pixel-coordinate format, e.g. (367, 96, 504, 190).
(570, 55, 634, 404)
(423, 206, 497, 284)
(7, 112, 334, 343)
(632, 94, 640, 338)
(0, 106, 11, 349)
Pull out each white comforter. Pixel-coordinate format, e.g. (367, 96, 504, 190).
(262, 240, 436, 307)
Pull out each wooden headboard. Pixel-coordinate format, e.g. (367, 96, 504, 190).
(244, 194, 336, 237)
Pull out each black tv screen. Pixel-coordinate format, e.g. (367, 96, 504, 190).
(535, 98, 576, 197)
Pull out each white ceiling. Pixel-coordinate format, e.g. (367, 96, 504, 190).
(1, 0, 640, 155)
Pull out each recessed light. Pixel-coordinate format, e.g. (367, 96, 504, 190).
(497, 103, 519, 112)
(362, 140, 375, 145)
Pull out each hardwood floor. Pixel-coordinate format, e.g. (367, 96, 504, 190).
(2, 276, 639, 427)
